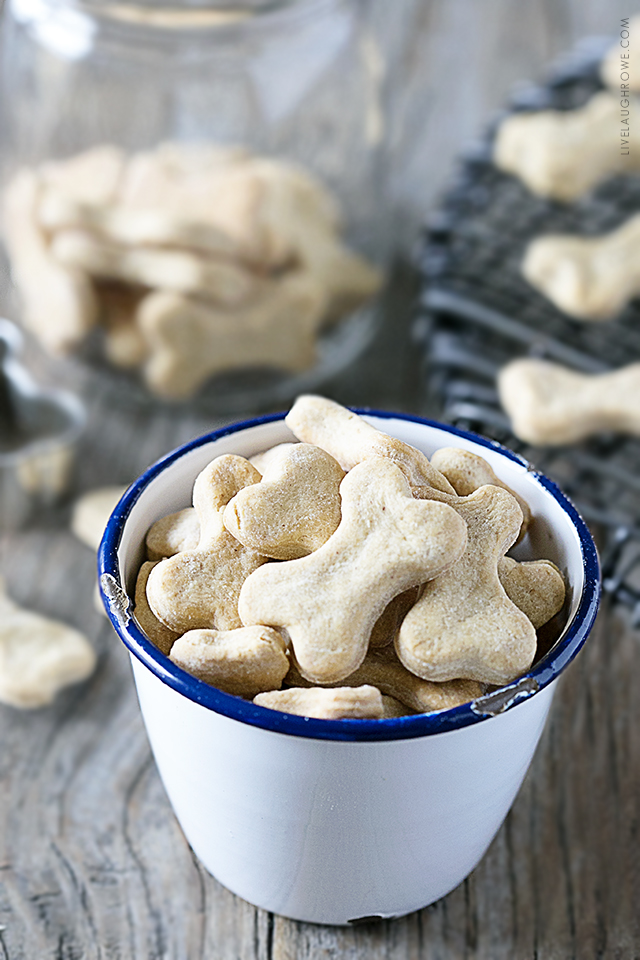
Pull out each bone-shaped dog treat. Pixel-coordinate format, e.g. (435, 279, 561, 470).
(3, 171, 98, 354)
(250, 157, 342, 262)
(120, 145, 327, 268)
(40, 145, 125, 205)
(249, 443, 298, 475)
(147, 455, 266, 633)
(397, 485, 537, 685)
(497, 557, 566, 630)
(146, 507, 200, 561)
(39, 190, 239, 260)
(285, 395, 455, 493)
(50, 229, 257, 306)
(0, 580, 96, 708)
(285, 649, 483, 714)
(493, 92, 640, 201)
(121, 146, 344, 269)
(601, 19, 640, 92)
(302, 235, 382, 323)
(71, 485, 128, 551)
(429, 446, 531, 540)
(119, 144, 270, 265)
(522, 216, 640, 321)
(238, 457, 467, 684)
(252, 159, 381, 315)
(498, 358, 640, 445)
(133, 561, 180, 655)
(170, 625, 289, 698)
(254, 685, 385, 720)
(138, 274, 325, 400)
(223, 443, 344, 560)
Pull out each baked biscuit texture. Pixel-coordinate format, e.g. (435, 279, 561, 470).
(133, 562, 181, 656)
(134, 396, 568, 717)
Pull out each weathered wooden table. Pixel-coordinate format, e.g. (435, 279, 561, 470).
(1, 2, 638, 957)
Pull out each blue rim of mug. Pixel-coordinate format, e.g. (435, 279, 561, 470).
(98, 409, 601, 742)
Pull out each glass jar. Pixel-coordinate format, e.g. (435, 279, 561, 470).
(0, 0, 390, 412)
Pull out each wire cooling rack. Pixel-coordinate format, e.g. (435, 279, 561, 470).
(415, 38, 640, 622)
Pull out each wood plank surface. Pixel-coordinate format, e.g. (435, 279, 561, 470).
(1, 1, 639, 957)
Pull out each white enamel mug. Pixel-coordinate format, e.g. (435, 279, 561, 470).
(98, 411, 600, 926)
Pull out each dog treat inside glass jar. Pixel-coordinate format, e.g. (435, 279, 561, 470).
(0, 0, 389, 406)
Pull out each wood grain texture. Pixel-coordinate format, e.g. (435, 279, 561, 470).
(2, 0, 640, 957)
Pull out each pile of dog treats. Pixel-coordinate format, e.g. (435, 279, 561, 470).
(2, 143, 381, 400)
(492, 20, 640, 444)
(133, 395, 567, 720)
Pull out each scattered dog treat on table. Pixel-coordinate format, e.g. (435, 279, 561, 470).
(498, 358, 640, 446)
(129, 396, 566, 720)
(0, 579, 96, 708)
(493, 92, 640, 201)
(522, 216, 640, 321)
(2, 143, 382, 400)
(71, 485, 128, 617)
(71, 485, 128, 551)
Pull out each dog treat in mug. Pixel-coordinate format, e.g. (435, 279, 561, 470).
(430, 446, 532, 539)
(133, 562, 181, 656)
(285, 394, 456, 492)
(170, 625, 289, 698)
(238, 457, 468, 684)
(253, 685, 385, 720)
(145, 507, 200, 561)
(136, 396, 566, 718)
(497, 557, 566, 630)
(146, 455, 266, 633)
(3, 144, 382, 399)
(395, 485, 537, 686)
(224, 442, 344, 560)
(284, 647, 484, 715)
